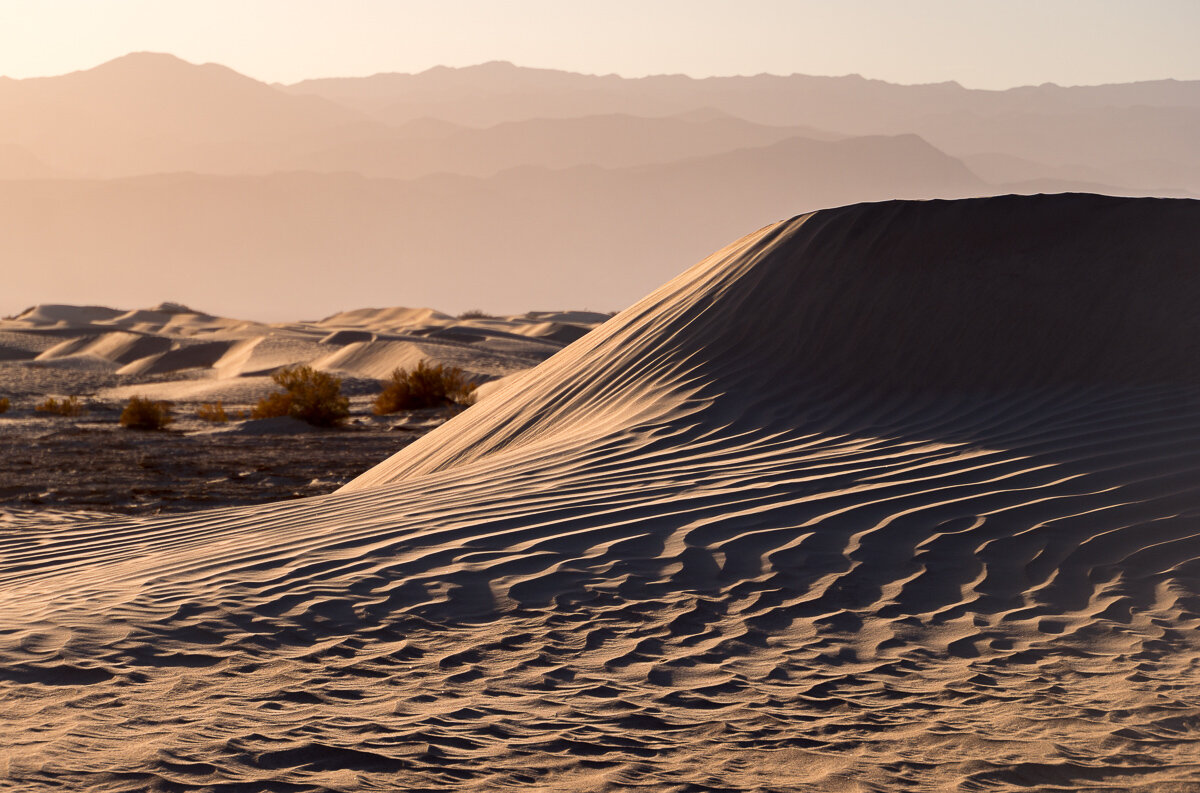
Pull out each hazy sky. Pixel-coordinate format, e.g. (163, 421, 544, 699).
(1, 0, 1197, 88)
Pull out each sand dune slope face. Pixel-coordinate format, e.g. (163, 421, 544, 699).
(4, 194, 1200, 792)
(346, 192, 1200, 487)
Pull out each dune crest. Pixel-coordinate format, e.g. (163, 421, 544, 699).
(346, 193, 1200, 487)
(2, 194, 1199, 791)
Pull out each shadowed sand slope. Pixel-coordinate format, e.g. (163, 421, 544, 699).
(3, 194, 1200, 792)
(346, 192, 1200, 486)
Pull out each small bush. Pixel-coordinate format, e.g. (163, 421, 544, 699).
(458, 309, 493, 319)
(0, 397, 9, 414)
(154, 301, 195, 314)
(35, 395, 85, 417)
(196, 401, 229, 423)
(251, 391, 292, 420)
(120, 396, 173, 430)
(373, 360, 477, 414)
(252, 365, 349, 428)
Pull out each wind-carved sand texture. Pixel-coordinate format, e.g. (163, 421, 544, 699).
(2, 194, 1199, 791)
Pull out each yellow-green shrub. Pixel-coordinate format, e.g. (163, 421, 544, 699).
(252, 365, 349, 428)
(196, 401, 229, 423)
(373, 360, 476, 414)
(35, 395, 85, 417)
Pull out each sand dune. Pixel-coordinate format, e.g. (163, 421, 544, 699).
(1, 194, 1198, 790)
(0, 304, 601, 406)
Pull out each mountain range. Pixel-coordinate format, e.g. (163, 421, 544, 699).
(1, 52, 1195, 317)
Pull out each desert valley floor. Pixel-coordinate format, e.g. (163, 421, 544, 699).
(2, 194, 1200, 792)
(0, 306, 606, 513)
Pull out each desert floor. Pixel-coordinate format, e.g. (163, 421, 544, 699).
(0, 305, 605, 513)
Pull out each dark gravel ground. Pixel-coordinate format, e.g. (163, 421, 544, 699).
(0, 405, 441, 515)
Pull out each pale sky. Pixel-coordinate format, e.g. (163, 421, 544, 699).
(0, 0, 1197, 88)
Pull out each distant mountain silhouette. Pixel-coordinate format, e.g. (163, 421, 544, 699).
(2, 55, 1197, 191)
(0, 133, 1123, 321)
(0, 53, 1194, 319)
(281, 114, 843, 178)
(0, 52, 379, 176)
(287, 63, 1200, 193)
(0, 144, 56, 178)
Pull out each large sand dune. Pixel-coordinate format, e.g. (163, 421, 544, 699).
(2, 194, 1199, 791)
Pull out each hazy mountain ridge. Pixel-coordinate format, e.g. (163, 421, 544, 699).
(3, 52, 1197, 189)
(0, 52, 1194, 318)
(0, 143, 58, 179)
(0, 133, 991, 319)
(276, 113, 844, 179)
(283, 60, 1200, 193)
(0, 53, 382, 177)
(286, 60, 1200, 117)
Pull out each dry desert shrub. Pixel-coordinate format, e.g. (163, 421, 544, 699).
(457, 309, 493, 319)
(373, 360, 477, 414)
(252, 391, 293, 420)
(35, 395, 85, 417)
(196, 401, 230, 423)
(120, 396, 173, 430)
(0, 397, 9, 413)
(252, 365, 349, 428)
(155, 301, 195, 314)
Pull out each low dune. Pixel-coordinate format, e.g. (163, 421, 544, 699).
(0, 304, 601, 406)
(2, 194, 1198, 791)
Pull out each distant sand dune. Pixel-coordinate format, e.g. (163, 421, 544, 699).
(1, 194, 1198, 791)
(0, 303, 598, 406)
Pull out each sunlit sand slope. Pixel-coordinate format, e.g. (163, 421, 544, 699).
(2, 194, 1199, 792)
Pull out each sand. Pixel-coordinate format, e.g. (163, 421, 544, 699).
(0, 303, 601, 405)
(2, 194, 1199, 791)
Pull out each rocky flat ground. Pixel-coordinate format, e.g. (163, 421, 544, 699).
(0, 398, 452, 514)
